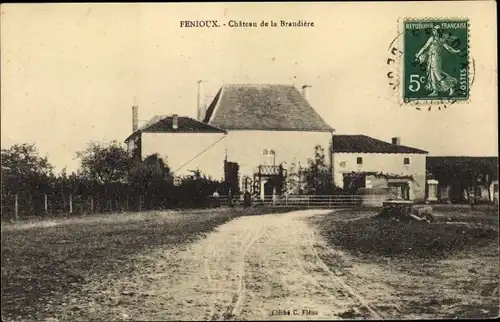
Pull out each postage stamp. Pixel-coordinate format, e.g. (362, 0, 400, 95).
(402, 19, 470, 103)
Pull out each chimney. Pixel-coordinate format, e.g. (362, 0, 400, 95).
(197, 80, 206, 121)
(301, 84, 311, 100)
(172, 114, 179, 130)
(392, 137, 401, 145)
(132, 105, 139, 132)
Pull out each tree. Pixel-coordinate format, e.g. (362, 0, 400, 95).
(459, 159, 498, 202)
(1, 143, 54, 193)
(1, 143, 55, 216)
(176, 169, 222, 208)
(128, 153, 172, 209)
(1, 143, 54, 182)
(285, 161, 303, 195)
(76, 141, 130, 184)
(128, 154, 171, 191)
(303, 145, 333, 195)
(427, 157, 498, 203)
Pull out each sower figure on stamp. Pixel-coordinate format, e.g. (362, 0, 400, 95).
(415, 25, 461, 97)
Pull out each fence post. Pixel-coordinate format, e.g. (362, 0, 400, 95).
(126, 195, 129, 212)
(329, 195, 332, 208)
(44, 194, 48, 214)
(109, 198, 112, 212)
(90, 196, 94, 213)
(14, 194, 19, 221)
(69, 194, 73, 214)
(139, 195, 142, 212)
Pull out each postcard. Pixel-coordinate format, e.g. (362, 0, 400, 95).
(1, 2, 498, 321)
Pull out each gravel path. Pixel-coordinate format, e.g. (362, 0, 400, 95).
(87, 209, 384, 321)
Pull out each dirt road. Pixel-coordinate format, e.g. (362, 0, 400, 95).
(6, 208, 496, 321)
(79, 209, 383, 321)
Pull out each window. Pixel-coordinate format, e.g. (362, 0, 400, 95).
(404, 157, 410, 165)
(356, 157, 363, 165)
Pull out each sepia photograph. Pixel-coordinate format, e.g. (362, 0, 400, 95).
(1, 1, 498, 321)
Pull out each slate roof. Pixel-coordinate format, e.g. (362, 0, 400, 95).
(124, 115, 226, 142)
(203, 84, 333, 132)
(426, 156, 499, 181)
(333, 135, 428, 154)
(427, 157, 498, 171)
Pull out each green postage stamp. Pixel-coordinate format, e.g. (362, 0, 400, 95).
(401, 19, 470, 103)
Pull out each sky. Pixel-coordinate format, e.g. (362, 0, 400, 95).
(1, 2, 498, 172)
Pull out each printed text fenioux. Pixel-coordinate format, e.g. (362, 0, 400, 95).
(180, 20, 315, 28)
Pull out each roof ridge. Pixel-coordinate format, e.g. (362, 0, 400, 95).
(124, 114, 227, 142)
(184, 116, 228, 133)
(333, 134, 428, 154)
(208, 83, 334, 132)
(338, 134, 416, 146)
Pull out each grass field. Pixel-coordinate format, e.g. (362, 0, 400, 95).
(0, 207, 295, 321)
(2, 205, 498, 320)
(313, 205, 500, 319)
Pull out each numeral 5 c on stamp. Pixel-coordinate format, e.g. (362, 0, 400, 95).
(403, 19, 470, 102)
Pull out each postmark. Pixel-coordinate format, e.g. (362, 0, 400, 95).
(387, 18, 474, 111)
